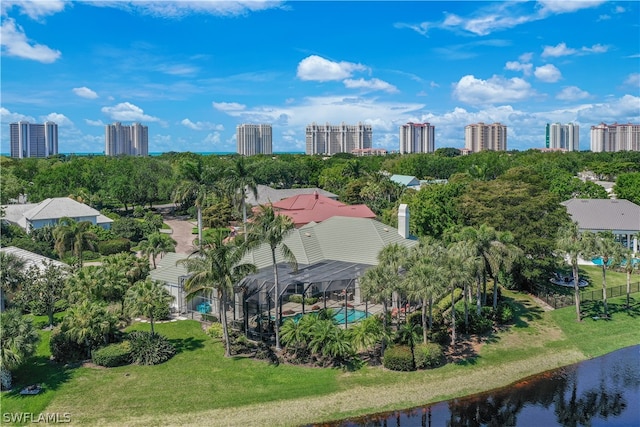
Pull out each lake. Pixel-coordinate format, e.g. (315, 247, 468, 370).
(316, 345, 640, 426)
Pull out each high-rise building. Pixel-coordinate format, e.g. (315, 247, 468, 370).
(590, 123, 640, 152)
(546, 123, 579, 151)
(236, 124, 272, 156)
(305, 122, 372, 155)
(464, 122, 507, 153)
(399, 122, 435, 154)
(9, 121, 58, 158)
(105, 122, 148, 156)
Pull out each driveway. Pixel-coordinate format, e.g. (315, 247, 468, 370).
(163, 218, 197, 254)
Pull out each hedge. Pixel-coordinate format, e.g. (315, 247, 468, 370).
(414, 342, 444, 369)
(383, 345, 415, 371)
(98, 238, 132, 255)
(92, 341, 132, 367)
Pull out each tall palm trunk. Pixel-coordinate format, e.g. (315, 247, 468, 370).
(421, 298, 428, 344)
(600, 262, 608, 316)
(463, 282, 469, 333)
(241, 193, 248, 242)
(492, 275, 499, 310)
(451, 286, 456, 345)
(197, 206, 203, 250)
(476, 276, 482, 315)
(219, 289, 231, 357)
(271, 250, 281, 350)
(572, 263, 581, 322)
(381, 299, 388, 356)
(626, 268, 632, 310)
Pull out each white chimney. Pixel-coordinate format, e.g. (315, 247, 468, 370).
(398, 204, 409, 238)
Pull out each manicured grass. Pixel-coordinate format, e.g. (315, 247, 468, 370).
(3, 290, 639, 426)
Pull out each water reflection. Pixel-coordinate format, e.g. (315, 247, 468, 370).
(316, 345, 639, 427)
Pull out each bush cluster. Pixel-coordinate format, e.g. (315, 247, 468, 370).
(496, 301, 515, 324)
(383, 345, 415, 371)
(50, 328, 87, 363)
(128, 331, 176, 365)
(414, 343, 444, 369)
(206, 323, 224, 339)
(287, 294, 319, 305)
(92, 341, 132, 367)
(152, 304, 171, 321)
(98, 238, 132, 255)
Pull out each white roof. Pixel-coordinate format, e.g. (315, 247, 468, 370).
(23, 198, 103, 220)
(0, 246, 68, 271)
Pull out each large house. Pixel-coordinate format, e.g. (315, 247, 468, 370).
(2, 197, 113, 232)
(268, 192, 376, 227)
(151, 206, 418, 337)
(561, 198, 640, 253)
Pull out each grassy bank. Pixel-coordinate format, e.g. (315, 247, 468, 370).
(3, 290, 639, 426)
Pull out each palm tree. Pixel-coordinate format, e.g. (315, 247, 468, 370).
(125, 278, 173, 335)
(224, 156, 258, 241)
(444, 241, 476, 346)
(0, 309, 39, 390)
(0, 252, 26, 312)
(172, 160, 219, 250)
(404, 238, 447, 344)
(358, 264, 395, 354)
(63, 300, 117, 358)
(556, 222, 589, 322)
(348, 315, 385, 358)
(53, 217, 98, 267)
(486, 232, 521, 311)
(378, 243, 410, 324)
(583, 231, 622, 317)
(620, 249, 639, 309)
(178, 232, 256, 357)
(139, 232, 177, 268)
(65, 266, 104, 304)
(246, 205, 297, 351)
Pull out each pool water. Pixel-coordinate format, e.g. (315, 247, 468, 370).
(333, 307, 369, 323)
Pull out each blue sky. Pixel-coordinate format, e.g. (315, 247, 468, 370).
(1, 1, 639, 154)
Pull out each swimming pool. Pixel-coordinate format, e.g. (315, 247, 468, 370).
(332, 307, 369, 324)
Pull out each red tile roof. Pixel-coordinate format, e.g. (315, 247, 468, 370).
(268, 192, 376, 227)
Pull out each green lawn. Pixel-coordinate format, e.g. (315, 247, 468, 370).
(3, 291, 639, 426)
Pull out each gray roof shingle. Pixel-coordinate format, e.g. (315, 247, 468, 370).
(561, 199, 640, 232)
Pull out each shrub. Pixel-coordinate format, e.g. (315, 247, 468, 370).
(206, 323, 224, 339)
(49, 327, 86, 363)
(152, 303, 171, 321)
(383, 345, 415, 371)
(228, 330, 256, 355)
(456, 310, 493, 334)
(200, 313, 218, 323)
(92, 341, 132, 367)
(128, 331, 176, 365)
(437, 288, 462, 311)
(98, 238, 132, 255)
(82, 250, 100, 261)
(427, 328, 449, 345)
(414, 343, 444, 369)
(496, 301, 515, 324)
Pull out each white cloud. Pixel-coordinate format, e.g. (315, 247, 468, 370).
(537, 1, 606, 14)
(203, 132, 221, 145)
(181, 118, 224, 131)
(105, 0, 284, 18)
(0, 18, 61, 63)
(101, 102, 160, 122)
(623, 73, 640, 87)
(542, 42, 609, 57)
(556, 86, 590, 101)
(541, 42, 576, 57)
(343, 78, 398, 93)
(73, 87, 99, 99)
(505, 60, 533, 75)
(534, 64, 562, 82)
(297, 55, 368, 82)
(85, 119, 105, 126)
(453, 75, 536, 104)
(212, 102, 246, 112)
(156, 64, 199, 76)
(42, 112, 73, 126)
(1, 0, 67, 20)
(0, 107, 34, 124)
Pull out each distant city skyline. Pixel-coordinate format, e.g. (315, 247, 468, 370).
(9, 121, 58, 158)
(1, 1, 638, 154)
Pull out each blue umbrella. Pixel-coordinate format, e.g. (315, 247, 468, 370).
(620, 258, 640, 267)
(197, 301, 211, 314)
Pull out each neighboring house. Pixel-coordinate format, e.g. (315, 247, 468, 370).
(0, 246, 68, 311)
(390, 174, 421, 190)
(268, 192, 376, 227)
(2, 197, 113, 232)
(245, 184, 338, 206)
(561, 198, 640, 253)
